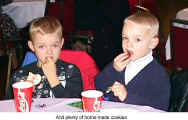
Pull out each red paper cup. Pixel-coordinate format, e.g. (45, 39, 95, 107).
(12, 81, 33, 112)
(81, 90, 103, 112)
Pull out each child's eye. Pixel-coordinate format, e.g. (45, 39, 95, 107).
(122, 37, 128, 41)
(136, 38, 141, 42)
(38, 45, 44, 48)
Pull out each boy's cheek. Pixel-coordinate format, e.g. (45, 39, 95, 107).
(38, 57, 47, 65)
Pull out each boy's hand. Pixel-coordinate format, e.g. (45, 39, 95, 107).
(26, 72, 41, 91)
(42, 57, 60, 88)
(25, 80, 36, 92)
(111, 81, 127, 102)
(113, 51, 131, 72)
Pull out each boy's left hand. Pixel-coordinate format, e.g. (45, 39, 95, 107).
(111, 81, 127, 102)
(42, 57, 60, 88)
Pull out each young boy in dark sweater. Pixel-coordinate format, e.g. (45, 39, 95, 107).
(7, 16, 83, 99)
(95, 12, 170, 111)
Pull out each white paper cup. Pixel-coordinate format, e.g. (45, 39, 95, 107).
(81, 90, 103, 112)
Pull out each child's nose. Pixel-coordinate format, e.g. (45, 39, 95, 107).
(124, 40, 131, 48)
(47, 48, 53, 54)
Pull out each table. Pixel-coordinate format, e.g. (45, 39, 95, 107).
(0, 98, 164, 112)
(165, 8, 188, 60)
(2, 0, 47, 28)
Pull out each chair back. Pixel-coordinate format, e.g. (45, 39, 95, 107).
(66, 30, 94, 55)
(128, 0, 139, 14)
(169, 69, 188, 112)
(0, 53, 12, 100)
(140, 0, 159, 18)
(22, 51, 37, 67)
(134, 5, 150, 13)
(170, 19, 188, 69)
(59, 50, 100, 90)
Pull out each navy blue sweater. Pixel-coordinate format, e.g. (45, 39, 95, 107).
(95, 59, 170, 111)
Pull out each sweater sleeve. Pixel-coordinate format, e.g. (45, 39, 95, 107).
(95, 62, 125, 101)
(96, 62, 117, 91)
(51, 65, 83, 98)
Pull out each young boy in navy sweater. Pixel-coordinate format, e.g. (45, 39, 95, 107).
(95, 12, 170, 111)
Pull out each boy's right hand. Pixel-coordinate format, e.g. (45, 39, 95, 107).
(113, 51, 131, 72)
(42, 57, 60, 88)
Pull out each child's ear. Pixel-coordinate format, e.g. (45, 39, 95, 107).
(28, 40, 35, 52)
(149, 37, 159, 49)
(61, 38, 64, 48)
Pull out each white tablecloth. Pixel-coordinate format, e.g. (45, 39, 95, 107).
(165, 8, 188, 60)
(2, 0, 47, 28)
(0, 98, 165, 112)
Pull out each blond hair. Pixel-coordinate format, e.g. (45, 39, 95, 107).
(124, 12, 159, 37)
(29, 16, 63, 41)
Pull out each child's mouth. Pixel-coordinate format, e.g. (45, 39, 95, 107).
(46, 56, 53, 60)
(127, 50, 132, 57)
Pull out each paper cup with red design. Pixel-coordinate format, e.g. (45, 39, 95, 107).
(12, 81, 33, 112)
(81, 90, 103, 112)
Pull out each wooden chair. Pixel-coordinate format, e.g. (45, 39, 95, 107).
(168, 68, 188, 111)
(0, 53, 12, 100)
(134, 5, 150, 12)
(128, 0, 139, 14)
(129, 0, 157, 14)
(170, 19, 188, 69)
(139, 0, 159, 18)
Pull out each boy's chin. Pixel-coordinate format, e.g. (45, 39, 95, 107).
(130, 58, 136, 62)
(52, 58, 59, 63)
(130, 56, 140, 62)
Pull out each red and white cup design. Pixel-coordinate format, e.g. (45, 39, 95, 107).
(81, 90, 103, 112)
(12, 81, 33, 112)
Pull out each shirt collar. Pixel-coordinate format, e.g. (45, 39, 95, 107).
(125, 51, 153, 84)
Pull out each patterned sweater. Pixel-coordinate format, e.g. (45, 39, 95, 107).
(7, 60, 83, 99)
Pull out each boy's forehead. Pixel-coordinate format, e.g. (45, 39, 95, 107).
(122, 22, 150, 36)
(32, 34, 62, 43)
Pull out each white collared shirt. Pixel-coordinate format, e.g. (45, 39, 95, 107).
(125, 51, 153, 85)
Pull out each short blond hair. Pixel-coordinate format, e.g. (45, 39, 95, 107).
(124, 12, 159, 37)
(29, 16, 63, 41)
